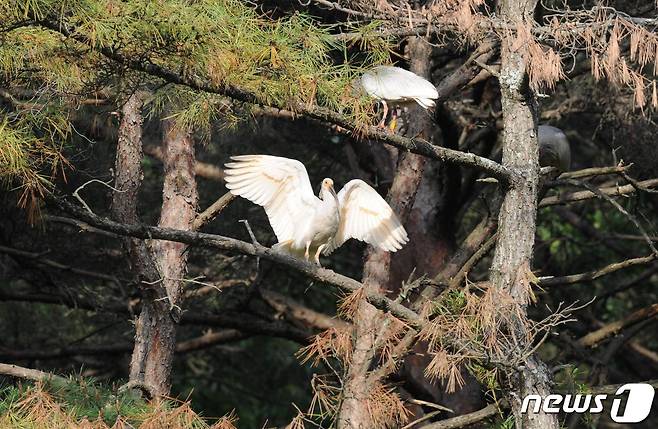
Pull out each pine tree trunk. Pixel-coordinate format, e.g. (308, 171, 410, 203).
(130, 120, 197, 396)
(336, 36, 430, 429)
(493, 0, 558, 427)
(112, 100, 197, 396)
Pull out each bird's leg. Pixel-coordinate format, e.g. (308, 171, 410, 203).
(314, 244, 327, 267)
(388, 108, 399, 132)
(377, 100, 389, 128)
(304, 242, 311, 261)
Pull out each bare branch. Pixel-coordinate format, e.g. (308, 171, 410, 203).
(422, 403, 499, 429)
(0, 363, 67, 384)
(260, 289, 349, 331)
(577, 304, 658, 347)
(192, 192, 236, 231)
(539, 178, 658, 207)
(538, 254, 657, 287)
(144, 145, 225, 182)
(45, 195, 423, 326)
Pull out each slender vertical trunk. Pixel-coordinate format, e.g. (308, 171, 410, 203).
(111, 92, 158, 280)
(337, 36, 430, 429)
(129, 120, 197, 396)
(493, 1, 558, 427)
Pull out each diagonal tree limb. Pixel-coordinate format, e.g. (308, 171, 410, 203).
(45, 195, 423, 326)
(539, 178, 658, 207)
(538, 254, 657, 287)
(577, 304, 658, 348)
(30, 18, 514, 185)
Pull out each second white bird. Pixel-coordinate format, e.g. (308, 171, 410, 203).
(224, 155, 409, 265)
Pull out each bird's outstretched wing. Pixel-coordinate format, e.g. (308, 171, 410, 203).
(224, 155, 318, 243)
(325, 179, 408, 254)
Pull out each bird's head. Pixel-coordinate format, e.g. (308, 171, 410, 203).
(320, 178, 337, 200)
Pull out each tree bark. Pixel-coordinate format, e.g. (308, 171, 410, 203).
(112, 98, 198, 397)
(336, 36, 430, 429)
(128, 120, 197, 396)
(493, 0, 558, 427)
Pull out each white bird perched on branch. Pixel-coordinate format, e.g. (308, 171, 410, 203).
(359, 65, 439, 127)
(224, 155, 409, 265)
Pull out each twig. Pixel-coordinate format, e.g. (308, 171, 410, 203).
(72, 178, 126, 215)
(448, 232, 498, 289)
(473, 59, 500, 77)
(402, 410, 442, 429)
(239, 219, 260, 246)
(559, 164, 631, 180)
(619, 169, 658, 194)
(406, 398, 454, 413)
(192, 192, 236, 230)
(556, 178, 657, 255)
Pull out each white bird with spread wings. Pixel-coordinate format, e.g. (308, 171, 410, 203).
(224, 155, 408, 265)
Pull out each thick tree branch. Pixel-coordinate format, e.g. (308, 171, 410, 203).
(45, 195, 422, 326)
(31, 19, 513, 184)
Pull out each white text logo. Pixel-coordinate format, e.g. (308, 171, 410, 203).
(521, 383, 655, 423)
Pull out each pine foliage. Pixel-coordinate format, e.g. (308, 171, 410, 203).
(0, 0, 390, 217)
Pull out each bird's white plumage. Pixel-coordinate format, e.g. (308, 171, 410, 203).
(325, 179, 409, 254)
(224, 155, 317, 243)
(360, 66, 439, 109)
(224, 155, 408, 264)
